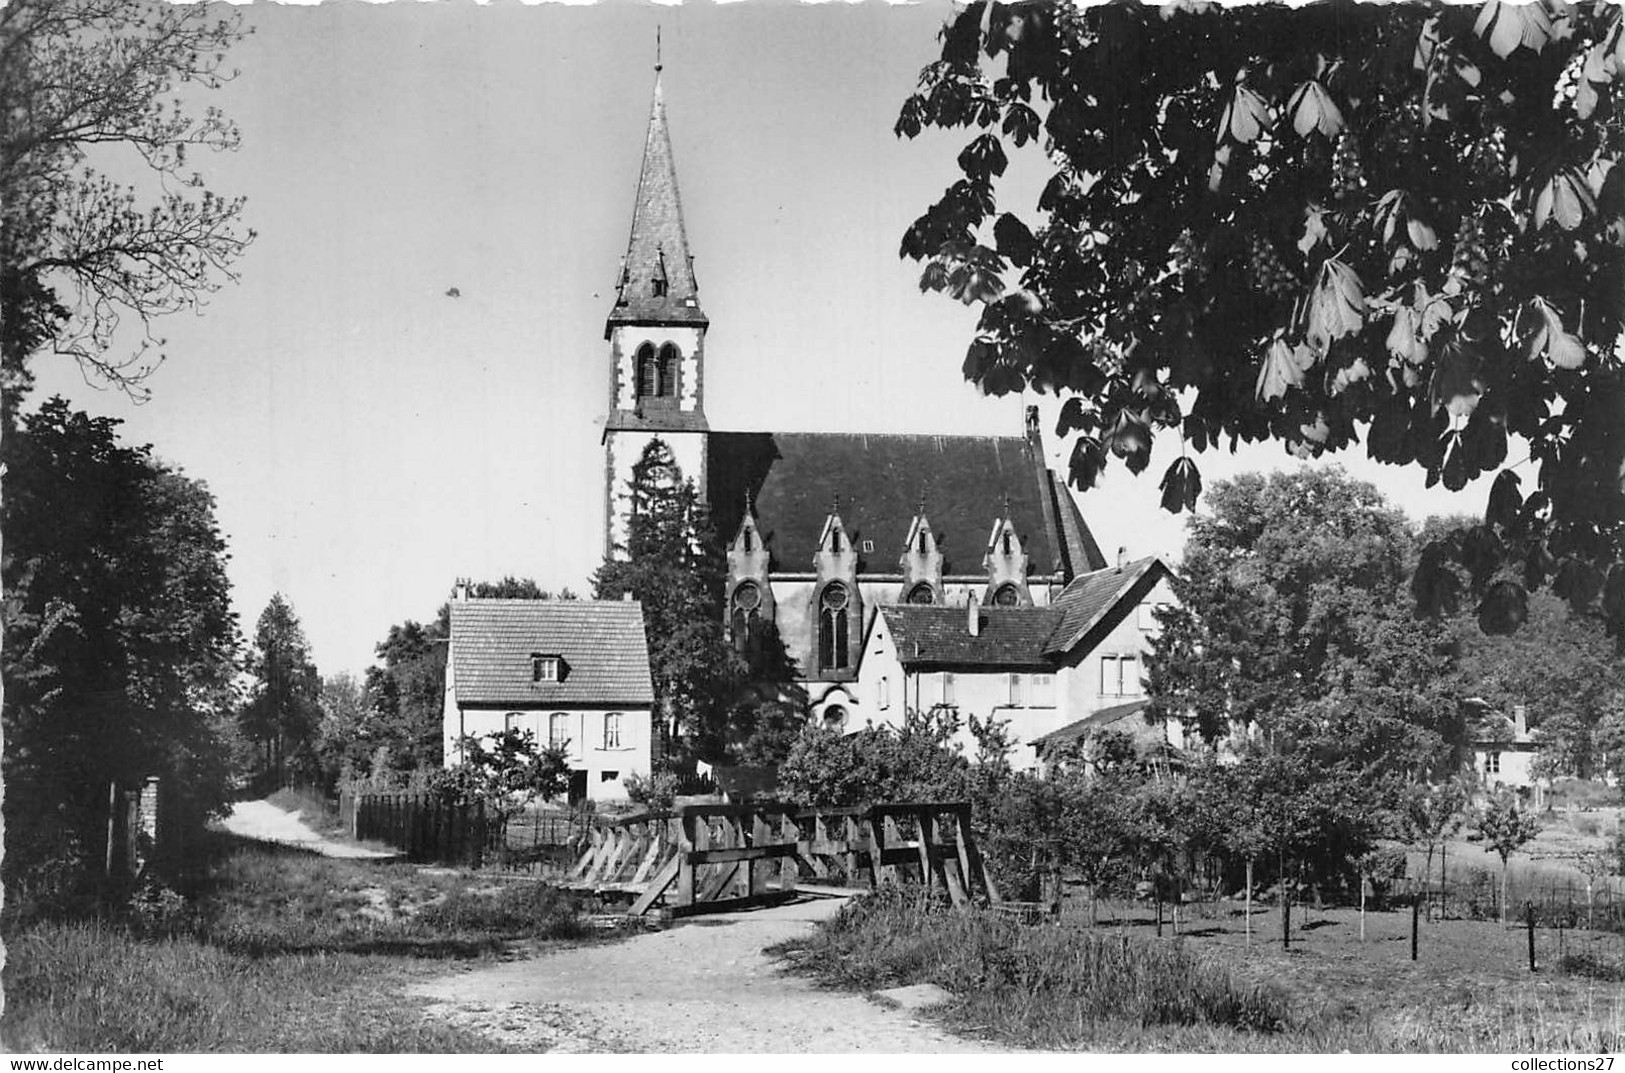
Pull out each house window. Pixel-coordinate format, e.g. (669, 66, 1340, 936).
(636, 342, 658, 398)
(823, 705, 848, 730)
(942, 673, 956, 705)
(1486, 752, 1502, 775)
(907, 583, 935, 605)
(731, 582, 762, 653)
(993, 583, 1021, 606)
(603, 712, 623, 750)
(878, 675, 890, 710)
(601, 770, 620, 783)
(549, 712, 570, 750)
(532, 655, 559, 682)
(657, 343, 679, 397)
(504, 712, 525, 733)
(1032, 673, 1055, 707)
(1101, 655, 1141, 697)
(861, 539, 875, 554)
(1008, 673, 1024, 707)
(819, 583, 851, 671)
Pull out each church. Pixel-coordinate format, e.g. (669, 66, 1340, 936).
(600, 68, 1175, 756)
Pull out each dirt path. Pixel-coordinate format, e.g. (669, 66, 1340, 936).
(218, 799, 396, 859)
(410, 896, 1007, 1053)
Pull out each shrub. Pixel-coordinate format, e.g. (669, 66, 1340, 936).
(776, 887, 1288, 1044)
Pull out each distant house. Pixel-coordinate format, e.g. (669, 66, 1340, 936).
(850, 555, 1176, 770)
(1472, 703, 1542, 792)
(1030, 699, 1183, 775)
(442, 594, 655, 804)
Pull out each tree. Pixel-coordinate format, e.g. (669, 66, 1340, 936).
(593, 440, 748, 764)
(433, 728, 569, 827)
(240, 594, 321, 788)
(1401, 778, 1470, 912)
(898, 1, 1625, 637)
(1472, 786, 1543, 924)
(313, 671, 368, 791)
(1148, 468, 1463, 784)
(3, 398, 239, 895)
(0, 0, 254, 404)
(1455, 591, 1625, 777)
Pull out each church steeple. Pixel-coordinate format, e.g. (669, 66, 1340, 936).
(607, 67, 706, 337)
(602, 59, 711, 563)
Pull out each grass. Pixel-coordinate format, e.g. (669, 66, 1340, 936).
(772, 887, 1288, 1050)
(1, 832, 615, 1052)
(772, 887, 1625, 1052)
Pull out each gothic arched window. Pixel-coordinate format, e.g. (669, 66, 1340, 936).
(731, 582, 762, 653)
(636, 342, 658, 398)
(818, 583, 850, 670)
(657, 343, 680, 397)
(907, 583, 935, 605)
(993, 583, 1021, 606)
(822, 705, 848, 731)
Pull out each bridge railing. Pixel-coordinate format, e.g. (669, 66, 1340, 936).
(567, 800, 999, 917)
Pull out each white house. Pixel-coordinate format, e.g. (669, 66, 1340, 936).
(850, 555, 1177, 770)
(1473, 703, 1543, 792)
(442, 594, 656, 804)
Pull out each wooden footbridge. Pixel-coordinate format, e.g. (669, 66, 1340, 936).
(565, 801, 1000, 918)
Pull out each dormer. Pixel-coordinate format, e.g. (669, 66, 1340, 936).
(812, 507, 862, 676)
(899, 512, 944, 605)
(726, 498, 776, 653)
(983, 516, 1033, 606)
(530, 653, 568, 683)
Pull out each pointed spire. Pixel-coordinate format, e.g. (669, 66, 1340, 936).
(607, 64, 707, 333)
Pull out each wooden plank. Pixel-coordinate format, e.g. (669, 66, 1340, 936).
(627, 855, 681, 917)
(679, 802, 798, 822)
(687, 842, 802, 865)
(677, 812, 698, 908)
(807, 816, 831, 879)
(778, 814, 799, 894)
(631, 823, 666, 886)
(699, 861, 740, 902)
(751, 815, 772, 897)
(914, 810, 936, 893)
(956, 808, 1000, 904)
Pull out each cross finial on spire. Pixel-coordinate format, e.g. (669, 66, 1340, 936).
(832, 493, 841, 517)
(656, 26, 663, 72)
(1002, 492, 1012, 519)
(744, 487, 754, 516)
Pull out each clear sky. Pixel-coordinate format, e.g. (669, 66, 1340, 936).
(33, 0, 1491, 679)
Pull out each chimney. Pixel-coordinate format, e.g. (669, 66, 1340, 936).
(1117, 547, 1128, 569)
(967, 592, 981, 637)
(453, 577, 470, 601)
(1024, 404, 1041, 440)
(622, 590, 634, 602)
(1514, 704, 1528, 739)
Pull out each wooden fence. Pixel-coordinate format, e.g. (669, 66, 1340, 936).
(567, 800, 999, 918)
(346, 791, 497, 866)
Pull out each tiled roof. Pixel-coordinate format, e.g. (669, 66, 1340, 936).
(449, 599, 654, 708)
(880, 605, 1063, 670)
(606, 71, 707, 334)
(1045, 556, 1170, 657)
(1032, 700, 1149, 746)
(707, 432, 1093, 577)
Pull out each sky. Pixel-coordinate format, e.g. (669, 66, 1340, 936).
(33, 0, 1493, 679)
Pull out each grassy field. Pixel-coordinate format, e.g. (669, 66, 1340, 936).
(1, 833, 617, 1053)
(773, 887, 1625, 1052)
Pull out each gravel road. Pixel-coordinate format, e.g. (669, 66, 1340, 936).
(409, 895, 1007, 1053)
(218, 800, 395, 859)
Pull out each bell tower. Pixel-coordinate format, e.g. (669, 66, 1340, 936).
(603, 62, 709, 558)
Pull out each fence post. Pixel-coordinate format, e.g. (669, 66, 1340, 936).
(1527, 901, 1536, 973)
(1411, 894, 1420, 961)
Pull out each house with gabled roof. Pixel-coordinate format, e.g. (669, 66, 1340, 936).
(850, 555, 1179, 769)
(442, 592, 655, 803)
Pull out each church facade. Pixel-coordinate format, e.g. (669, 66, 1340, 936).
(601, 70, 1160, 735)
